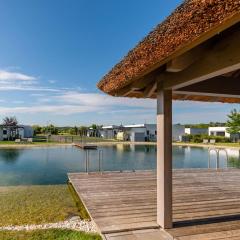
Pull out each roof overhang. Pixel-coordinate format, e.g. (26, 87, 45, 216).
(97, 0, 240, 103)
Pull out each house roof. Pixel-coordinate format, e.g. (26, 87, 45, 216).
(97, 0, 240, 98)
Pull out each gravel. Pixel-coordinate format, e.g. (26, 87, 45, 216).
(0, 216, 98, 233)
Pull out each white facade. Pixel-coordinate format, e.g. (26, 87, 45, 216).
(0, 128, 3, 141)
(0, 125, 33, 140)
(208, 127, 230, 138)
(172, 124, 185, 141)
(124, 124, 156, 142)
(100, 125, 120, 139)
(185, 128, 208, 135)
(19, 125, 34, 138)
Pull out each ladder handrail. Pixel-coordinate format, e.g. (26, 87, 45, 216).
(208, 148, 229, 169)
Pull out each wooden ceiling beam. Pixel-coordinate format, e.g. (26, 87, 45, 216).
(174, 90, 240, 99)
(166, 43, 209, 72)
(161, 28, 240, 90)
(177, 75, 240, 96)
(143, 82, 157, 98)
(115, 68, 163, 97)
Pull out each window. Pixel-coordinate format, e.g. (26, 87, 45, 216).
(216, 132, 225, 136)
(3, 130, 7, 135)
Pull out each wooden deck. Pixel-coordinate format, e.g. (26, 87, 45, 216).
(68, 169, 240, 239)
(74, 143, 97, 150)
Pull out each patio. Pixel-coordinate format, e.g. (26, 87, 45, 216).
(69, 168, 240, 239)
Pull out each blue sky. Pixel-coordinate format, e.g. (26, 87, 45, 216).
(0, 0, 238, 126)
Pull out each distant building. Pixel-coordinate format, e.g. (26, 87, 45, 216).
(97, 123, 186, 142)
(0, 125, 33, 141)
(116, 131, 128, 141)
(172, 124, 185, 142)
(87, 127, 101, 137)
(185, 127, 208, 135)
(99, 125, 121, 139)
(208, 127, 230, 138)
(123, 124, 157, 142)
(19, 125, 34, 138)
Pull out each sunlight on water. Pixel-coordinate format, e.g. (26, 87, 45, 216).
(0, 145, 239, 186)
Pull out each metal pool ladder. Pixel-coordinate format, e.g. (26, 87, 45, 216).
(208, 148, 229, 169)
(85, 149, 103, 173)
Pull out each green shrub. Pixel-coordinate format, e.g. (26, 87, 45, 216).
(188, 134, 231, 143)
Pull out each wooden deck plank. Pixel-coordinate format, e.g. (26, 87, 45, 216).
(68, 169, 240, 238)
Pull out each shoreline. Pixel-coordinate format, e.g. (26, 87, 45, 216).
(0, 141, 239, 150)
(0, 143, 72, 148)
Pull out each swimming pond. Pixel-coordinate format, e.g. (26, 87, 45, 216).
(0, 145, 239, 186)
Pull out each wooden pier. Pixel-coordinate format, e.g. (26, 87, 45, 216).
(68, 169, 240, 240)
(74, 143, 97, 150)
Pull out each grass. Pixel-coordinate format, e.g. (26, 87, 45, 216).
(68, 183, 90, 220)
(0, 141, 67, 145)
(0, 229, 101, 240)
(214, 142, 240, 147)
(175, 142, 240, 148)
(0, 185, 87, 226)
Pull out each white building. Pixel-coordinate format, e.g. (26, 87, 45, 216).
(124, 124, 156, 142)
(172, 124, 185, 142)
(185, 127, 208, 135)
(208, 127, 230, 138)
(0, 125, 33, 141)
(99, 125, 121, 139)
(19, 125, 34, 138)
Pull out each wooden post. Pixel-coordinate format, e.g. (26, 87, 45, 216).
(157, 88, 173, 229)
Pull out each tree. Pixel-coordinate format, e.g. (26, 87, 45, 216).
(42, 124, 58, 135)
(32, 125, 42, 135)
(2, 116, 18, 126)
(79, 126, 88, 136)
(68, 127, 79, 135)
(73, 126, 78, 135)
(2, 116, 18, 140)
(90, 124, 97, 130)
(226, 109, 240, 142)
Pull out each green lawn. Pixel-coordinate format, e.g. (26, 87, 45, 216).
(175, 142, 240, 148)
(0, 229, 101, 240)
(214, 142, 240, 148)
(0, 185, 84, 226)
(0, 141, 67, 145)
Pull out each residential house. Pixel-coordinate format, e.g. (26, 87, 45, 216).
(99, 125, 121, 139)
(208, 127, 230, 138)
(0, 125, 33, 141)
(185, 127, 208, 135)
(123, 124, 156, 142)
(172, 124, 185, 142)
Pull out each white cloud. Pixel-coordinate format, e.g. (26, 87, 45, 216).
(55, 91, 156, 109)
(0, 91, 156, 117)
(0, 105, 102, 115)
(12, 100, 25, 104)
(0, 70, 36, 81)
(0, 86, 60, 92)
(30, 93, 46, 97)
(48, 80, 56, 84)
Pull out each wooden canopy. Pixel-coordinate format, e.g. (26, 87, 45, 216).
(97, 0, 240, 231)
(97, 0, 240, 103)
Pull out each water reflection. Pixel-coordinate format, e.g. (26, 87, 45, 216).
(228, 156, 240, 168)
(0, 145, 239, 186)
(0, 149, 22, 164)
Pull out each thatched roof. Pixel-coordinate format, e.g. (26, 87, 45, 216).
(97, 0, 240, 96)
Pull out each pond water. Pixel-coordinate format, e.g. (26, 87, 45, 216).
(0, 145, 239, 186)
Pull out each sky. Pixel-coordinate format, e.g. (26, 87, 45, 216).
(0, 0, 238, 126)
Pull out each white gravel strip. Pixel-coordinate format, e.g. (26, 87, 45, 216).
(0, 216, 98, 233)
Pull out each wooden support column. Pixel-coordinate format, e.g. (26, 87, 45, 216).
(157, 88, 172, 229)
